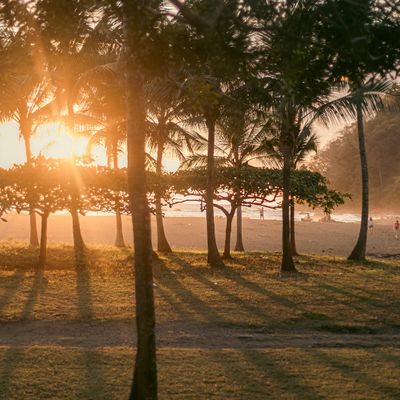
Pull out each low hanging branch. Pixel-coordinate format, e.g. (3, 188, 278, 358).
(166, 166, 348, 258)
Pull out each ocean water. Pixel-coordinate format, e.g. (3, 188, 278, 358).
(163, 203, 361, 223)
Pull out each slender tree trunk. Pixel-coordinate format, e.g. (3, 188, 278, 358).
(123, 3, 157, 398)
(71, 206, 85, 254)
(113, 147, 126, 247)
(38, 212, 49, 269)
(290, 201, 299, 256)
(65, 82, 86, 254)
(115, 211, 125, 247)
(22, 129, 39, 247)
(223, 211, 235, 259)
(348, 103, 369, 261)
(234, 203, 245, 251)
(155, 139, 172, 253)
(281, 149, 297, 273)
(205, 116, 224, 267)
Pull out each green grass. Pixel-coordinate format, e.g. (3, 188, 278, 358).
(0, 240, 400, 399)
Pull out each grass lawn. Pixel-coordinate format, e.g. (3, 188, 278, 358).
(0, 240, 399, 399)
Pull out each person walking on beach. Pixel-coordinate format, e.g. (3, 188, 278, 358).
(394, 219, 400, 239)
(259, 207, 264, 220)
(368, 217, 374, 233)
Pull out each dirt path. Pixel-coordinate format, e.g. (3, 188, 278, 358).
(1, 320, 399, 349)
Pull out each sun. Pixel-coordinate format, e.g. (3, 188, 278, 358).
(32, 122, 89, 160)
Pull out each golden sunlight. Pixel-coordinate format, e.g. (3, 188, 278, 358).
(163, 158, 180, 173)
(33, 122, 89, 159)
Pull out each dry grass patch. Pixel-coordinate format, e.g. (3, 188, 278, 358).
(0, 347, 400, 399)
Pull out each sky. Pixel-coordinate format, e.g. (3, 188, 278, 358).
(0, 121, 181, 171)
(0, 120, 348, 170)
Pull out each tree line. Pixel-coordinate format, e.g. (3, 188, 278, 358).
(0, 157, 346, 266)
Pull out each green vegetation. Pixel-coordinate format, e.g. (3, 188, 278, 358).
(315, 111, 400, 211)
(0, 242, 399, 399)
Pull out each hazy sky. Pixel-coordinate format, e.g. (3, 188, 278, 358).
(0, 119, 349, 170)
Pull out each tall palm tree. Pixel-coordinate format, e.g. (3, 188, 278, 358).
(261, 120, 318, 256)
(35, 1, 119, 254)
(147, 80, 204, 253)
(183, 97, 267, 254)
(346, 79, 394, 261)
(79, 72, 127, 247)
(0, 73, 55, 247)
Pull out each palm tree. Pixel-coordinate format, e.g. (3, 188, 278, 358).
(35, 1, 119, 254)
(146, 80, 204, 253)
(0, 72, 55, 247)
(216, 98, 268, 253)
(79, 73, 127, 247)
(184, 97, 268, 254)
(261, 120, 318, 256)
(346, 79, 394, 261)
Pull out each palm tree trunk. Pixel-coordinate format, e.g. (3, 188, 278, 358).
(115, 211, 126, 247)
(113, 146, 126, 247)
(234, 203, 245, 251)
(123, 3, 157, 398)
(290, 201, 299, 256)
(348, 103, 369, 261)
(155, 139, 172, 253)
(22, 128, 39, 247)
(281, 149, 297, 273)
(223, 210, 235, 259)
(205, 116, 224, 267)
(65, 90, 86, 255)
(38, 212, 49, 269)
(71, 206, 85, 254)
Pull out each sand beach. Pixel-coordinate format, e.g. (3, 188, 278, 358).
(1, 213, 399, 257)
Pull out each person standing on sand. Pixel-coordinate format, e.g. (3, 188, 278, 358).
(368, 217, 374, 233)
(394, 219, 400, 239)
(259, 207, 264, 220)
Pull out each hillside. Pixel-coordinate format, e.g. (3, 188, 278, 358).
(314, 111, 400, 213)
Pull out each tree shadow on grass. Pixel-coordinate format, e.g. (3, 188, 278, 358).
(74, 251, 106, 397)
(206, 349, 273, 399)
(155, 257, 228, 324)
(369, 348, 400, 370)
(218, 263, 300, 310)
(168, 254, 279, 326)
(78, 350, 110, 399)
(0, 347, 24, 399)
(21, 266, 46, 320)
(74, 249, 93, 319)
(309, 348, 400, 398)
(0, 270, 25, 315)
(240, 349, 323, 400)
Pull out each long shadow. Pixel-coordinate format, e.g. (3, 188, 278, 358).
(310, 348, 400, 399)
(21, 266, 45, 319)
(157, 285, 195, 321)
(369, 348, 400, 370)
(207, 349, 273, 398)
(73, 250, 108, 397)
(214, 260, 302, 313)
(0, 270, 25, 314)
(0, 347, 24, 399)
(78, 350, 109, 399)
(241, 348, 323, 400)
(170, 255, 278, 325)
(156, 257, 228, 324)
(74, 249, 93, 319)
(294, 281, 391, 315)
